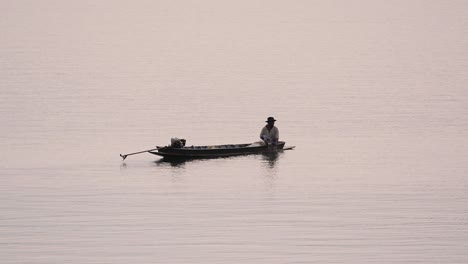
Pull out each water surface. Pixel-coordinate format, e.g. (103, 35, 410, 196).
(1, 1, 467, 263)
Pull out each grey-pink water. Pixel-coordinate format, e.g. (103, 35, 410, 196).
(1, 1, 467, 263)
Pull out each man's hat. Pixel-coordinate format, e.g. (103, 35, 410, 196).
(266, 117, 277, 123)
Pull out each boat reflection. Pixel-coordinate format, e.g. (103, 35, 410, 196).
(154, 158, 188, 168)
(154, 150, 283, 168)
(261, 151, 280, 168)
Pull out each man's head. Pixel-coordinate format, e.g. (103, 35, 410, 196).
(266, 117, 276, 124)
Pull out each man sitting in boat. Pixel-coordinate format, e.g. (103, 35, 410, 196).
(260, 117, 279, 145)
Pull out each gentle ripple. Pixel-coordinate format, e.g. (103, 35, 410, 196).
(1, 1, 467, 263)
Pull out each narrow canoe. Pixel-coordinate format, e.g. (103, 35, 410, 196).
(149, 141, 288, 159)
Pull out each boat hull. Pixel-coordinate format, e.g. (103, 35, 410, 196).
(149, 141, 286, 159)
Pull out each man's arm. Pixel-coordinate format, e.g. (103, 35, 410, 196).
(260, 127, 267, 140)
(273, 127, 279, 141)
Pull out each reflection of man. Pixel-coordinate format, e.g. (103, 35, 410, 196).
(260, 117, 279, 145)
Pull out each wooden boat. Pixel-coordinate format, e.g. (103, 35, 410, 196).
(148, 141, 291, 159)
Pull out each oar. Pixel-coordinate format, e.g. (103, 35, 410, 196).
(120, 148, 158, 160)
(283, 146, 295, 150)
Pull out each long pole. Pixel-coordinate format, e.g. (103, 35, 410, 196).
(120, 148, 158, 160)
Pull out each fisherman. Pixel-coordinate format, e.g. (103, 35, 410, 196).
(260, 117, 279, 145)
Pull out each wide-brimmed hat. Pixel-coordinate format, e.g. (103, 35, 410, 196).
(266, 117, 277, 123)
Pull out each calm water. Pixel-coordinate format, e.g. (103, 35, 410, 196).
(1, 1, 467, 263)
